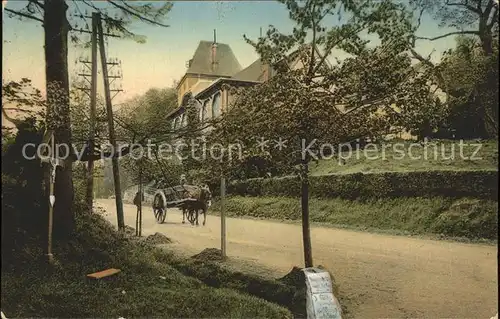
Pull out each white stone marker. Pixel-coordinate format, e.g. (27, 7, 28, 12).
(303, 267, 342, 319)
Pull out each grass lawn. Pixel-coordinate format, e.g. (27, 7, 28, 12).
(210, 196, 498, 241)
(310, 139, 498, 176)
(0, 213, 292, 318)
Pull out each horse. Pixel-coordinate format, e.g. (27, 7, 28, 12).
(180, 184, 212, 226)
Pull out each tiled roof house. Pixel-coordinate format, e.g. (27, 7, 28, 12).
(169, 39, 263, 130)
(168, 39, 317, 129)
(169, 39, 336, 133)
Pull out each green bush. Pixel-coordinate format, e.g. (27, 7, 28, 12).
(210, 196, 498, 240)
(227, 170, 498, 200)
(1, 118, 47, 263)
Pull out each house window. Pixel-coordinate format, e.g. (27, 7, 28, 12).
(201, 100, 209, 121)
(212, 92, 221, 118)
(181, 112, 187, 127)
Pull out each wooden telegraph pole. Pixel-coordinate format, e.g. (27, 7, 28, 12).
(86, 12, 99, 213)
(96, 13, 125, 230)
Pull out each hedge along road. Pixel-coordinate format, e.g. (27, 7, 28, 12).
(96, 199, 497, 319)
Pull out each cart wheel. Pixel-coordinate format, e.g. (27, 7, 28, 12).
(153, 193, 167, 224)
(154, 207, 166, 224)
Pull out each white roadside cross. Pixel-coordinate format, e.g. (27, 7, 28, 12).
(38, 130, 65, 263)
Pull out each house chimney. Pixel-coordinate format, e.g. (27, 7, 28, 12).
(211, 29, 218, 72)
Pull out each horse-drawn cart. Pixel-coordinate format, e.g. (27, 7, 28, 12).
(152, 184, 211, 225)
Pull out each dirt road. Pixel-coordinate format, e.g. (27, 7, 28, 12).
(97, 199, 498, 318)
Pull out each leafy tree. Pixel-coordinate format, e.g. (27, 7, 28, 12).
(117, 88, 220, 189)
(4, 0, 172, 237)
(410, 0, 498, 56)
(115, 87, 177, 142)
(2, 80, 47, 258)
(2, 78, 45, 134)
(69, 81, 109, 157)
(435, 35, 499, 138)
(205, 0, 436, 267)
(115, 87, 182, 189)
(409, 0, 499, 138)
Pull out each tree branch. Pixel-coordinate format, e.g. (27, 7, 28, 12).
(445, 0, 483, 15)
(483, 0, 495, 23)
(1, 107, 24, 128)
(80, 0, 101, 13)
(31, 0, 44, 10)
(4, 8, 43, 23)
(313, 23, 366, 75)
(106, 0, 170, 28)
(487, 5, 498, 30)
(416, 30, 480, 41)
(307, 2, 317, 80)
(414, 7, 425, 32)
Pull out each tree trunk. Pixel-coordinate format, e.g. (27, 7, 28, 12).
(480, 65, 499, 139)
(479, 31, 493, 57)
(477, 20, 498, 138)
(44, 0, 75, 239)
(301, 159, 313, 268)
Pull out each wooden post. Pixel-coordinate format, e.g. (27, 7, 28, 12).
(301, 160, 313, 267)
(135, 159, 143, 237)
(96, 13, 125, 230)
(138, 159, 143, 237)
(86, 12, 98, 213)
(220, 176, 226, 258)
(135, 189, 139, 237)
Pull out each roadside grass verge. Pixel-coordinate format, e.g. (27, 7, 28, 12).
(310, 139, 498, 176)
(210, 196, 498, 241)
(0, 212, 292, 318)
(159, 248, 347, 319)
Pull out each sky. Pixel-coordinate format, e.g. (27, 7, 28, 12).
(3, 1, 458, 105)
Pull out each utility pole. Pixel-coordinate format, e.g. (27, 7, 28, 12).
(86, 12, 98, 213)
(96, 13, 125, 230)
